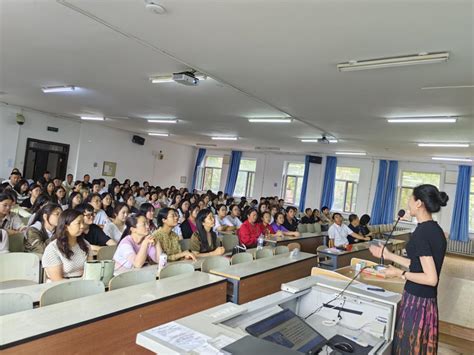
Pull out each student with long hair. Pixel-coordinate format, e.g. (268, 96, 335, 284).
(122, 191, 138, 214)
(190, 209, 225, 257)
(20, 183, 42, 209)
(27, 194, 52, 226)
(180, 204, 200, 239)
(0, 192, 26, 235)
(271, 212, 300, 238)
(43, 181, 55, 199)
(214, 204, 234, 236)
(25, 203, 62, 254)
(86, 193, 109, 226)
(75, 204, 115, 251)
(68, 191, 83, 210)
(177, 199, 190, 224)
(139, 203, 157, 233)
(13, 179, 30, 205)
(101, 192, 114, 218)
(54, 185, 68, 207)
(42, 209, 92, 280)
(152, 208, 196, 261)
(113, 214, 161, 273)
(104, 203, 129, 243)
(370, 185, 449, 355)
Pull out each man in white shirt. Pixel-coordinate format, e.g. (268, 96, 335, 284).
(62, 174, 74, 196)
(224, 204, 242, 229)
(2, 171, 21, 188)
(328, 213, 367, 247)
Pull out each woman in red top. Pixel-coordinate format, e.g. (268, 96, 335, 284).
(259, 211, 283, 239)
(238, 209, 261, 248)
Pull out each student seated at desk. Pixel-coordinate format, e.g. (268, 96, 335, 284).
(312, 209, 322, 223)
(75, 204, 116, 252)
(190, 209, 225, 257)
(0, 192, 27, 235)
(152, 208, 196, 262)
(68, 191, 83, 210)
(42, 209, 93, 281)
(20, 183, 42, 210)
(238, 208, 261, 248)
(359, 214, 373, 239)
(24, 203, 62, 254)
(319, 206, 332, 225)
(283, 206, 299, 231)
(139, 203, 157, 233)
(103, 203, 129, 243)
(300, 208, 315, 224)
(328, 212, 369, 247)
(259, 211, 283, 238)
(224, 204, 243, 230)
(347, 214, 373, 244)
(113, 214, 161, 273)
(180, 204, 199, 239)
(86, 193, 109, 227)
(271, 212, 300, 238)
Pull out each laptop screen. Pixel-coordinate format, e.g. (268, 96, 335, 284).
(245, 309, 327, 354)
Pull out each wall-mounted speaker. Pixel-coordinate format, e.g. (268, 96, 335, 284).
(132, 135, 145, 145)
(308, 155, 322, 164)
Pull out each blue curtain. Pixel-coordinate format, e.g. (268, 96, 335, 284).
(320, 156, 337, 209)
(371, 160, 388, 225)
(224, 151, 242, 195)
(191, 148, 206, 190)
(380, 160, 399, 224)
(299, 155, 311, 211)
(450, 165, 472, 242)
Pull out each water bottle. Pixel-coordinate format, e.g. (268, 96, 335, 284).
(158, 253, 168, 271)
(257, 234, 264, 250)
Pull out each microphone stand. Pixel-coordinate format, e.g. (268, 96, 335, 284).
(380, 216, 402, 266)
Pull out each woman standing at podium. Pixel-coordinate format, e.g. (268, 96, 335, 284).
(370, 184, 448, 355)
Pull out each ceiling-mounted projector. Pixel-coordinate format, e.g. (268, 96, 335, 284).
(172, 72, 199, 86)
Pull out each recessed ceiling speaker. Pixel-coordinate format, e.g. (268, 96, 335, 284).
(145, 1, 166, 14)
(132, 135, 145, 145)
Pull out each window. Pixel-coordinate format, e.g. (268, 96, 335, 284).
(282, 162, 305, 205)
(333, 167, 360, 212)
(397, 171, 441, 220)
(234, 159, 257, 197)
(470, 177, 474, 232)
(197, 156, 223, 192)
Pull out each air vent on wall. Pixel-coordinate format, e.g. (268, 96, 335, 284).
(255, 146, 281, 151)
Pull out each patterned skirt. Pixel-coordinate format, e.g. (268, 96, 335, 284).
(393, 290, 439, 355)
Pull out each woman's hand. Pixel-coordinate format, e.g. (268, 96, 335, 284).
(213, 246, 226, 256)
(141, 235, 155, 248)
(369, 244, 392, 260)
(381, 265, 403, 278)
(182, 250, 197, 261)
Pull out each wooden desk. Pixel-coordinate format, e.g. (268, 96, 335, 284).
(266, 232, 327, 254)
(335, 265, 406, 293)
(0, 272, 227, 354)
(382, 230, 411, 242)
(210, 252, 317, 304)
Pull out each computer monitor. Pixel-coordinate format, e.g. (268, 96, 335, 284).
(245, 308, 327, 354)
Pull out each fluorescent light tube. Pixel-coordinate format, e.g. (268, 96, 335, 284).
(328, 139, 339, 143)
(335, 152, 367, 156)
(211, 137, 238, 141)
(301, 139, 338, 143)
(42, 86, 75, 93)
(81, 116, 104, 121)
(148, 133, 169, 137)
(432, 157, 472, 162)
(147, 119, 178, 123)
(387, 117, 457, 123)
(248, 118, 293, 123)
(150, 76, 174, 83)
(418, 143, 469, 148)
(338, 52, 449, 71)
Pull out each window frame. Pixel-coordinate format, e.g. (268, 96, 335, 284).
(333, 166, 360, 213)
(196, 156, 223, 192)
(282, 161, 305, 206)
(234, 158, 257, 197)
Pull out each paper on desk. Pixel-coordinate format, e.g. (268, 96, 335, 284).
(324, 247, 343, 254)
(352, 283, 399, 298)
(147, 321, 210, 352)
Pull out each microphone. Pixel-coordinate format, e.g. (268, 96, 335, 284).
(380, 209, 405, 265)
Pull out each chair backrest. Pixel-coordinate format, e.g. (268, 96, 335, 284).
(306, 224, 315, 233)
(311, 267, 353, 281)
(256, 248, 274, 259)
(274, 246, 290, 255)
(287, 242, 301, 251)
(97, 245, 118, 261)
(350, 258, 378, 267)
(201, 256, 230, 273)
(231, 252, 253, 265)
(313, 223, 322, 233)
(108, 269, 156, 290)
(297, 224, 307, 233)
(8, 233, 25, 252)
(40, 280, 105, 307)
(0, 293, 33, 316)
(0, 253, 40, 283)
(179, 239, 191, 251)
(316, 245, 327, 252)
(222, 234, 239, 252)
(159, 263, 194, 279)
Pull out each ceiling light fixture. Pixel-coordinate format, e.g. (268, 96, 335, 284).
(418, 143, 470, 148)
(337, 52, 449, 72)
(150, 76, 174, 83)
(147, 119, 178, 123)
(335, 151, 367, 156)
(148, 133, 169, 137)
(248, 118, 293, 123)
(80, 116, 104, 121)
(387, 117, 457, 123)
(301, 138, 338, 143)
(211, 137, 238, 141)
(432, 157, 472, 162)
(42, 85, 76, 93)
(422, 85, 474, 90)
